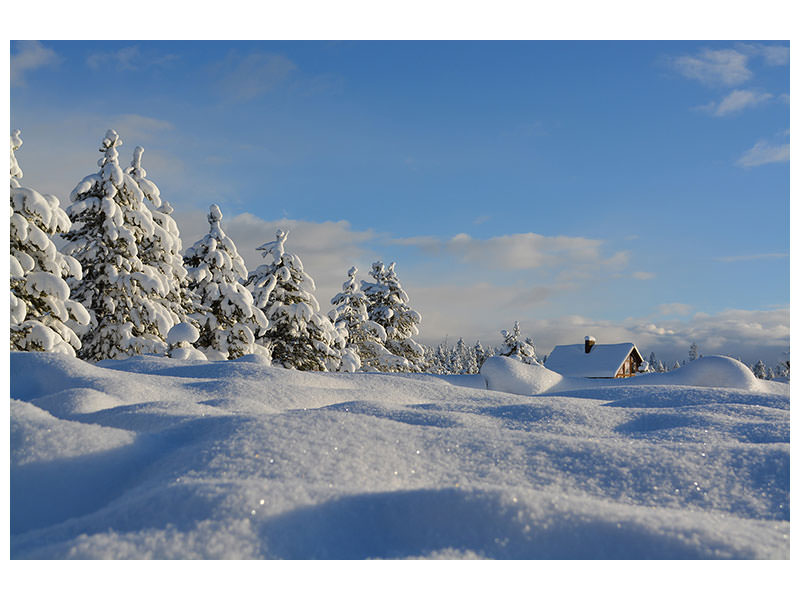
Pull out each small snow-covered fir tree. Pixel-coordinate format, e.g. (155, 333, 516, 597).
(362, 261, 424, 371)
(648, 351, 666, 373)
(498, 321, 539, 364)
(328, 266, 408, 372)
(423, 341, 449, 374)
(62, 130, 182, 360)
(752, 359, 767, 380)
(451, 337, 478, 374)
(474, 340, 489, 371)
(247, 229, 343, 371)
(126, 146, 200, 324)
(10, 130, 90, 355)
(183, 204, 269, 360)
(776, 360, 789, 380)
(689, 342, 698, 362)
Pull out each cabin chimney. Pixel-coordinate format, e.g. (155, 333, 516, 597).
(585, 336, 596, 354)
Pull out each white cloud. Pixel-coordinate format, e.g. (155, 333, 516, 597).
(530, 307, 789, 366)
(737, 43, 790, 67)
(211, 52, 297, 101)
(87, 46, 141, 70)
(392, 231, 626, 273)
(671, 48, 752, 86)
(412, 300, 789, 366)
(86, 45, 179, 71)
(407, 281, 574, 345)
(657, 303, 693, 316)
(113, 114, 175, 140)
(714, 253, 788, 262)
(736, 140, 790, 168)
(703, 89, 773, 117)
(11, 41, 60, 86)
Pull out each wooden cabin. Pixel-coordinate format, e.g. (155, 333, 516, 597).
(545, 336, 644, 379)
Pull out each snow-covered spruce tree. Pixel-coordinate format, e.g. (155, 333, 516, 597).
(183, 204, 268, 360)
(328, 266, 408, 372)
(10, 130, 90, 355)
(247, 229, 344, 371)
(62, 130, 185, 360)
(689, 342, 698, 362)
(426, 341, 450, 374)
(362, 261, 424, 371)
(648, 351, 666, 373)
(126, 146, 200, 325)
(497, 321, 540, 365)
(450, 337, 478, 374)
(752, 360, 767, 380)
(474, 340, 490, 371)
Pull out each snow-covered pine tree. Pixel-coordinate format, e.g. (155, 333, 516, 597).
(328, 266, 408, 372)
(752, 359, 767, 380)
(183, 204, 269, 360)
(423, 340, 448, 374)
(62, 129, 181, 360)
(776, 360, 789, 380)
(126, 146, 200, 325)
(649, 352, 667, 373)
(247, 229, 343, 371)
(474, 340, 488, 371)
(689, 342, 698, 361)
(362, 261, 424, 371)
(10, 130, 90, 355)
(451, 337, 478, 374)
(497, 321, 539, 364)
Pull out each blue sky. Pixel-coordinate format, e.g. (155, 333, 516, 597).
(10, 39, 790, 364)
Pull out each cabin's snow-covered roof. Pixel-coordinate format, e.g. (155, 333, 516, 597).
(546, 343, 640, 378)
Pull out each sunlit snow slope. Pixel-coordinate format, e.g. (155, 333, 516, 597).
(10, 352, 789, 559)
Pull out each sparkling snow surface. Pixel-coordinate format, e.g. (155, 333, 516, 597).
(10, 353, 788, 559)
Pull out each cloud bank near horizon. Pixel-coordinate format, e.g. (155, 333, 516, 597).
(172, 208, 789, 365)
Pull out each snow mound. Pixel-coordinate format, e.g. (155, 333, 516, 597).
(167, 322, 199, 345)
(233, 353, 273, 367)
(27, 387, 123, 418)
(480, 356, 563, 395)
(641, 355, 761, 390)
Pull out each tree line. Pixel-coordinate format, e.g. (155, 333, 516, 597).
(11, 129, 540, 373)
(11, 129, 785, 379)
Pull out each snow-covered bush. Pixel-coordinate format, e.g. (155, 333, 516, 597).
(497, 321, 540, 365)
(247, 229, 344, 371)
(362, 261, 424, 371)
(183, 204, 269, 360)
(329, 266, 408, 372)
(166, 322, 206, 360)
(10, 130, 90, 355)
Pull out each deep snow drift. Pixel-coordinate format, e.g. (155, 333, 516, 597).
(10, 352, 788, 559)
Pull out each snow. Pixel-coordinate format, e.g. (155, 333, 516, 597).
(167, 322, 200, 345)
(481, 356, 563, 395)
(10, 351, 788, 559)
